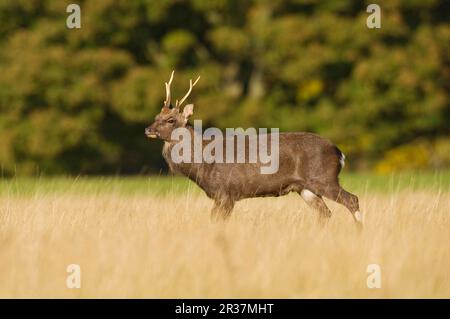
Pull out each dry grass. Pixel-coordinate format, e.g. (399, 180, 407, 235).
(0, 177, 449, 298)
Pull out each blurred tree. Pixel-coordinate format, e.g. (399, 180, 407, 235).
(0, 0, 448, 175)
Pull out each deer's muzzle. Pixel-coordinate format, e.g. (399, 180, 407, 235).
(145, 127, 159, 139)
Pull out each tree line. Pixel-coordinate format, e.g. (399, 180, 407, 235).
(0, 0, 449, 175)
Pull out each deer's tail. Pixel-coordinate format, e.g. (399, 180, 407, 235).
(334, 146, 346, 171)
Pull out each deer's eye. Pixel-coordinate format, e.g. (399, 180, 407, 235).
(167, 118, 175, 124)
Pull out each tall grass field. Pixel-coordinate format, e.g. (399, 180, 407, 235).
(0, 172, 449, 298)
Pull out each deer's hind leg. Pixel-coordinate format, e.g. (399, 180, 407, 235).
(299, 189, 332, 223)
(308, 181, 363, 227)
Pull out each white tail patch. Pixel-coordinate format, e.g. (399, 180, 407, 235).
(339, 152, 346, 168)
(300, 189, 317, 202)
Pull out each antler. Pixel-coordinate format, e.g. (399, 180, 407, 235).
(163, 70, 175, 108)
(176, 76, 201, 108)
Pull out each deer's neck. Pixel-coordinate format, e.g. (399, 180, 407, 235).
(162, 126, 211, 183)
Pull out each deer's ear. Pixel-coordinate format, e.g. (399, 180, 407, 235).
(183, 104, 194, 119)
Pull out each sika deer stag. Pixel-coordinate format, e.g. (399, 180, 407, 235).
(145, 71, 364, 227)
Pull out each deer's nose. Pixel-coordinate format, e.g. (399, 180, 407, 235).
(145, 127, 158, 139)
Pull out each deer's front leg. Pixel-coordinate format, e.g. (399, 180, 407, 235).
(211, 197, 235, 221)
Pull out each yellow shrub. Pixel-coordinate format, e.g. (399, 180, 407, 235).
(375, 142, 430, 174)
(297, 79, 324, 102)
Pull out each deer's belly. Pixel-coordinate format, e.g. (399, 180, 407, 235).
(204, 173, 304, 199)
(241, 181, 303, 198)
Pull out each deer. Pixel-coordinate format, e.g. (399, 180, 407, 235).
(145, 71, 364, 227)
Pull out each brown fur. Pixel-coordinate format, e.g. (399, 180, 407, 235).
(146, 105, 362, 226)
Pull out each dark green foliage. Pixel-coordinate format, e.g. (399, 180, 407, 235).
(0, 0, 449, 175)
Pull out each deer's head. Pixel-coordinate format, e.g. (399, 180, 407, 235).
(145, 71, 200, 141)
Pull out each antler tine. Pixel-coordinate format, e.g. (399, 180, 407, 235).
(164, 70, 175, 108)
(167, 70, 174, 85)
(176, 75, 201, 108)
(192, 75, 201, 86)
